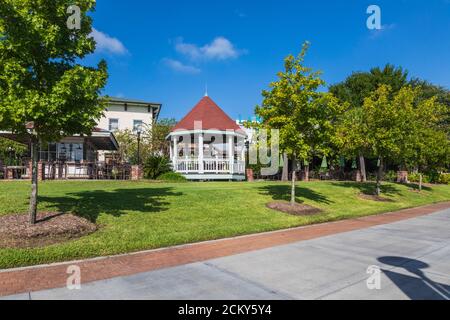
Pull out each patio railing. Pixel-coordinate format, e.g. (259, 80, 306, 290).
(175, 159, 245, 174)
(0, 161, 132, 180)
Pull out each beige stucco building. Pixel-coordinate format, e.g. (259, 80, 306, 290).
(97, 97, 162, 133)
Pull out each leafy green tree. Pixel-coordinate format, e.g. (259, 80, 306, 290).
(397, 87, 449, 190)
(255, 42, 343, 204)
(0, 0, 108, 224)
(409, 78, 450, 134)
(335, 107, 367, 165)
(114, 129, 149, 165)
(330, 64, 408, 181)
(0, 137, 27, 166)
(115, 118, 176, 164)
(361, 85, 448, 194)
(149, 118, 177, 155)
(362, 85, 401, 195)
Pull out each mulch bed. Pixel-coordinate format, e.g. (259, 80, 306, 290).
(266, 201, 322, 216)
(358, 193, 394, 202)
(0, 212, 97, 249)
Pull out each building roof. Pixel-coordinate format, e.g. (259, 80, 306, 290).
(108, 96, 162, 121)
(172, 96, 242, 132)
(108, 96, 161, 107)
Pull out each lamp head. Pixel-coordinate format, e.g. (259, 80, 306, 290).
(25, 121, 36, 135)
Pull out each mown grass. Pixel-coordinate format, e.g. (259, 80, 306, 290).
(0, 180, 449, 269)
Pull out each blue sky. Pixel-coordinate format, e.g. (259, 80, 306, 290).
(84, 0, 450, 120)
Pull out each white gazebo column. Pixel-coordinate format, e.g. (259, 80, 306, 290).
(172, 135, 178, 171)
(198, 133, 204, 174)
(228, 135, 234, 174)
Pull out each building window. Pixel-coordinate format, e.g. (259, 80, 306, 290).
(133, 120, 143, 133)
(109, 118, 119, 132)
(57, 143, 83, 162)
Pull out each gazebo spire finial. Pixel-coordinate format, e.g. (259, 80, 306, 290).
(204, 83, 208, 97)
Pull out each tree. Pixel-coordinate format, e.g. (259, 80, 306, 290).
(255, 42, 342, 204)
(149, 118, 177, 155)
(0, 137, 27, 166)
(362, 85, 402, 195)
(361, 85, 448, 195)
(397, 87, 449, 191)
(115, 118, 176, 164)
(114, 129, 150, 165)
(0, 0, 108, 224)
(330, 64, 408, 181)
(409, 79, 450, 134)
(335, 107, 367, 171)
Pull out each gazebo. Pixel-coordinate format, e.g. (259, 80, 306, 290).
(167, 95, 247, 180)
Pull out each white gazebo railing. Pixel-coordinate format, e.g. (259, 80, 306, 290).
(175, 159, 245, 174)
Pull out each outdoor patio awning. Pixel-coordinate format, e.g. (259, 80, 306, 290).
(0, 132, 30, 145)
(0, 129, 119, 151)
(89, 128, 119, 151)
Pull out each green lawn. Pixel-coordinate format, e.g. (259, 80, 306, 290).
(0, 180, 449, 269)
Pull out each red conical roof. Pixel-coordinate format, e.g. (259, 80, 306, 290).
(172, 96, 242, 132)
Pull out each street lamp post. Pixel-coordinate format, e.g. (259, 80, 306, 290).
(137, 130, 142, 166)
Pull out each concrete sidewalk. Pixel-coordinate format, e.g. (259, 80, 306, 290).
(5, 207, 450, 300)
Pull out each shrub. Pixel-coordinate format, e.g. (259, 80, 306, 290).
(407, 172, 450, 184)
(408, 173, 430, 183)
(143, 155, 171, 179)
(384, 170, 397, 182)
(157, 172, 187, 182)
(437, 173, 450, 185)
(408, 173, 420, 183)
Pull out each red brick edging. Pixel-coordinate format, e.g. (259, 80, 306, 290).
(1, 201, 449, 297)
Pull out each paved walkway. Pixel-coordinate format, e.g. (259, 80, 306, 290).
(1, 202, 450, 299)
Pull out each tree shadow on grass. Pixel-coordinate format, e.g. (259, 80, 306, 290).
(39, 187, 182, 223)
(259, 184, 332, 205)
(405, 183, 433, 192)
(329, 181, 403, 197)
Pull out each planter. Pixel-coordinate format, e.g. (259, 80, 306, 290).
(352, 170, 362, 182)
(397, 171, 409, 184)
(131, 165, 144, 181)
(246, 168, 254, 182)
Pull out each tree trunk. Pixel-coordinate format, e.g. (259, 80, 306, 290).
(359, 153, 367, 182)
(290, 158, 297, 205)
(304, 164, 310, 182)
(419, 173, 423, 192)
(281, 153, 289, 181)
(29, 138, 38, 225)
(376, 157, 383, 196)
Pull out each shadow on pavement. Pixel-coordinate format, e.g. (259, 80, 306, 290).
(378, 256, 450, 300)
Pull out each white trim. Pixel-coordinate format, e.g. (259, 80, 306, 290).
(167, 129, 247, 140)
(180, 173, 246, 181)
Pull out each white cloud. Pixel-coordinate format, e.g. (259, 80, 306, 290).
(163, 58, 201, 74)
(91, 28, 128, 55)
(175, 37, 246, 61)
